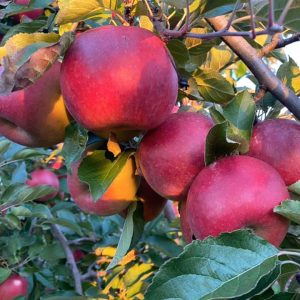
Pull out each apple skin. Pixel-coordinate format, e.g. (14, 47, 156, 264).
(137, 112, 213, 200)
(67, 153, 139, 216)
(186, 155, 289, 247)
(179, 200, 193, 243)
(60, 26, 178, 140)
(0, 62, 71, 147)
(26, 169, 60, 201)
(247, 119, 300, 186)
(14, 0, 43, 21)
(0, 274, 29, 300)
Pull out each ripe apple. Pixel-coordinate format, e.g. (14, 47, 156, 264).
(179, 200, 193, 243)
(137, 112, 213, 200)
(67, 149, 139, 216)
(0, 62, 71, 147)
(60, 26, 178, 140)
(26, 169, 60, 201)
(14, 0, 43, 21)
(248, 118, 300, 185)
(186, 155, 289, 246)
(0, 274, 29, 300)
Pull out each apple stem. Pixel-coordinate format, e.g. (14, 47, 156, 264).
(51, 224, 83, 295)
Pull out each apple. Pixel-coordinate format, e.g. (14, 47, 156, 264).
(67, 148, 139, 216)
(0, 274, 29, 300)
(247, 118, 300, 185)
(14, 0, 43, 21)
(73, 249, 85, 262)
(0, 62, 71, 147)
(186, 155, 289, 246)
(137, 178, 167, 222)
(137, 112, 213, 200)
(60, 26, 178, 140)
(179, 200, 193, 243)
(26, 169, 60, 201)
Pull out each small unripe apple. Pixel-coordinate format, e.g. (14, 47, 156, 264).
(26, 169, 60, 201)
(73, 249, 85, 262)
(0, 274, 29, 300)
(186, 156, 289, 246)
(137, 112, 213, 200)
(60, 26, 178, 140)
(0, 62, 71, 147)
(67, 149, 139, 216)
(14, 0, 43, 21)
(248, 118, 300, 185)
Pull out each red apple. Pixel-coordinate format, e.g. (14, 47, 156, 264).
(60, 26, 178, 140)
(0, 62, 71, 147)
(137, 112, 213, 200)
(248, 118, 300, 185)
(14, 0, 43, 21)
(67, 148, 139, 216)
(186, 155, 289, 246)
(26, 169, 60, 201)
(179, 200, 193, 243)
(0, 274, 28, 300)
(137, 178, 167, 222)
(73, 249, 85, 262)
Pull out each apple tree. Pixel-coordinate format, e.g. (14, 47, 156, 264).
(0, 0, 300, 299)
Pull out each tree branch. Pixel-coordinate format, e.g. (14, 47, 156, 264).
(51, 224, 83, 295)
(207, 15, 300, 119)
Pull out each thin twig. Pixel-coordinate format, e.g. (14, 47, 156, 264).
(276, 33, 300, 49)
(259, 32, 281, 57)
(254, 86, 267, 103)
(268, 0, 274, 28)
(278, 0, 294, 26)
(51, 224, 83, 295)
(68, 237, 98, 245)
(225, 0, 241, 30)
(248, 0, 256, 38)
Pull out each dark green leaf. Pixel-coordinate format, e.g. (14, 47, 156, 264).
(205, 121, 240, 165)
(145, 230, 279, 300)
(130, 201, 145, 249)
(288, 181, 300, 196)
(167, 40, 190, 68)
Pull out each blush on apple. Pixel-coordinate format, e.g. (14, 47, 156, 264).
(248, 118, 300, 185)
(14, 0, 43, 21)
(186, 155, 289, 246)
(60, 26, 178, 140)
(26, 169, 60, 201)
(137, 112, 213, 200)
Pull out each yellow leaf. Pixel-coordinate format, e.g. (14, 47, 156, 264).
(0, 32, 59, 60)
(118, 250, 137, 266)
(95, 246, 117, 257)
(139, 16, 154, 31)
(59, 23, 74, 35)
(57, 0, 107, 25)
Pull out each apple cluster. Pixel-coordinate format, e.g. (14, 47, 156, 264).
(1, 25, 300, 248)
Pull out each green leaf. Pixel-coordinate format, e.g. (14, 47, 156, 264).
(288, 180, 300, 196)
(145, 230, 280, 300)
(0, 139, 11, 156)
(107, 202, 137, 270)
(130, 201, 145, 249)
(222, 90, 256, 153)
(12, 148, 47, 160)
(78, 150, 133, 201)
(0, 268, 11, 284)
(205, 121, 240, 165)
(44, 218, 83, 235)
(61, 121, 88, 172)
(277, 59, 300, 95)
(194, 69, 234, 104)
(167, 40, 190, 68)
(274, 200, 300, 224)
(209, 107, 226, 123)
